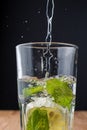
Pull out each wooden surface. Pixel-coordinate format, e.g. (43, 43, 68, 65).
(0, 111, 87, 130)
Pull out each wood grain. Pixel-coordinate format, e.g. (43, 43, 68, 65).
(0, 111, 87, 130)
(0, 111, 20, 130)
(74, 111, 87, 130)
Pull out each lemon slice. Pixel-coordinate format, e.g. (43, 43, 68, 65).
(26, 107, 68, 130)
(43, 107, 67, 130)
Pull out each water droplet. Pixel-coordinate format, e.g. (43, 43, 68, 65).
(37, 10, 40, 14)
(5, 16, 8, 18)
(23, 20, 29, 24)
(64, 8, 67, 12)
(21, 35, 24, 38)
(6, 25, 8, 28)
(25, 20, 28, 23)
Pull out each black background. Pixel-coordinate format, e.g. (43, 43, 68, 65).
(1, 0, 87, 110)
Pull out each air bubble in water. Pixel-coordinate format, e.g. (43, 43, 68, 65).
(34, 68, 38, 72)
(55, 60, 58, 64)
(37, 50, 40, 53)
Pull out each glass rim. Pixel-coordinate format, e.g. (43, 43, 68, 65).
(16, 42, 78, 49)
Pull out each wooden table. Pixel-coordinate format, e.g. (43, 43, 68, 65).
(0, 111, 87, 130)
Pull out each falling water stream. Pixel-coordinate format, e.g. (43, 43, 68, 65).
(45, 0, 54, 43)
(43, 0, 54, 76)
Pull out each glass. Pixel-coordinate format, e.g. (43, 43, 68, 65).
(16, 42, 78, 130)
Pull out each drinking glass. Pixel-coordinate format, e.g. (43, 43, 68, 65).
(16, 42, 78, 130)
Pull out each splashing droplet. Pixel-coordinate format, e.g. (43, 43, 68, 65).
(21, 35, 24, 38)
(6, 25, 8, 28)
(5, 16, 8, 18)
(37, 10, 40, 14)
(25, 20, 28, 23)
(23, 20, 29, 24)
(64, 8, 67, 12)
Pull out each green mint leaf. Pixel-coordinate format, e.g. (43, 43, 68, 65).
(23, 86, 44, 97)
(26, 108, 49, 130)
(46, 78, 74, 110)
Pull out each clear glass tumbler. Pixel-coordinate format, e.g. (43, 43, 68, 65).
(16, 42, 78, 130)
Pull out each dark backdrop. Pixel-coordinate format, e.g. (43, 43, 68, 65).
(1, 0, 87, 110)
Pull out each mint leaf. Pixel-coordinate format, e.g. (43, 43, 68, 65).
(26, 108, 49, 130)
(23, 86, 44, 97)
(46, 78, 74, 110)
